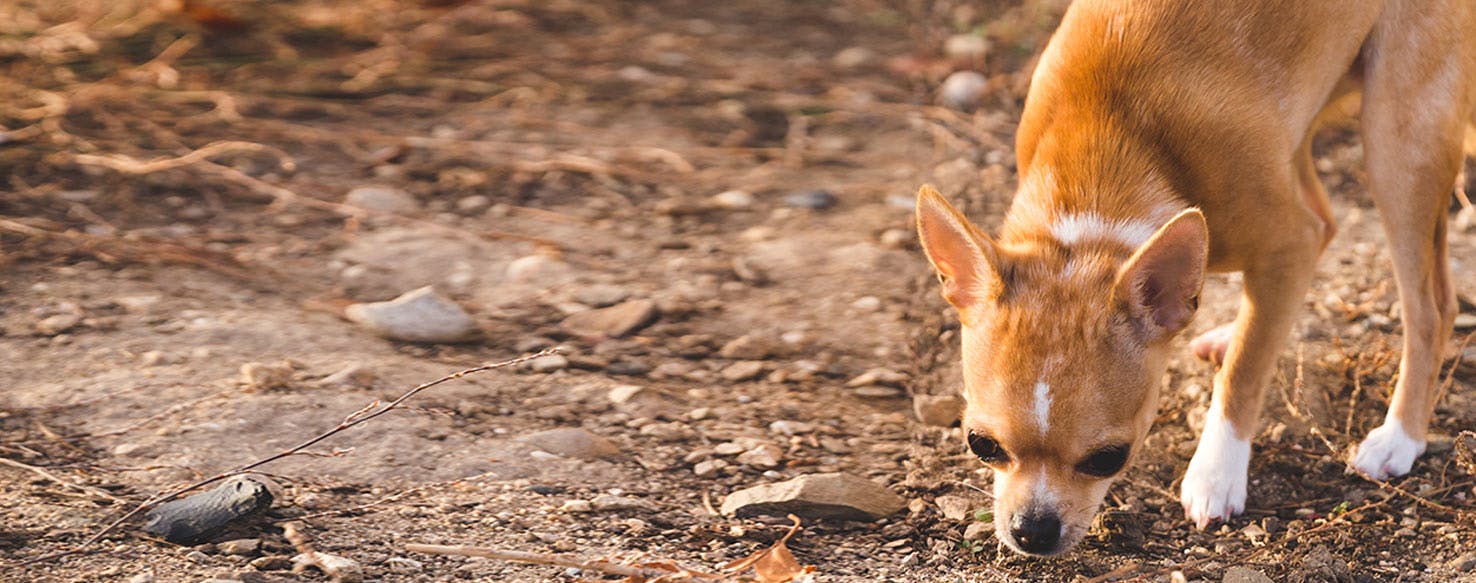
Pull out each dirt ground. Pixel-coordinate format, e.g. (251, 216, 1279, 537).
(2, 1, 1475, 581)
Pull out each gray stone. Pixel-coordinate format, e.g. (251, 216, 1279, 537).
(943, 33, 989, 61)
(144, 476, 276, 544)
(1449, 552, 1476, 572)
(721, 361, 767, 382)
(719, 335, 778, 360)
(720, 473, 906, 521)
(939, 71, 988, 111)
(963, 522, 993, 541)
(934, 495, 974, 521)
(607, 385, 684, 419)
(1223, 566, 1274, 583)
(35, 313, 82, 335)
(590, 494, 652, 511)
(694, 459, 729, 477)
(345, 185, 418, 213)
(292, 551, 362, 583)
(736, 444, 784, 469)
(573, 284, 632, 308)
(561, 299, 659, 338)
(913, 394, 963, 427)
(506, 254, 573, 285)
(518, 428, 620, 460)
(783, 190, 837, 209)
(345, 286, 478, 343)
(387, 557, 424, 573)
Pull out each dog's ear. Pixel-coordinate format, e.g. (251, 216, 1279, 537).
(1113, 209, 1208, 338)
(915, 185, 1004, 321)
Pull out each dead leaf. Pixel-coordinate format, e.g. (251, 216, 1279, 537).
(722, 515, 817, 583)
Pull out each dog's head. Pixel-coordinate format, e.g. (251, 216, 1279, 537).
(914, 185, 1206, 555)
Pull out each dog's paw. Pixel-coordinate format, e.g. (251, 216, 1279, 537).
(1189, 323, 1233, 364)
(1349, 421, 1425, 480)
(1180, 404, 1250, 529)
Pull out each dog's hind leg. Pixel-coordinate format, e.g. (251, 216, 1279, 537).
(1348, 0, 1474, 479)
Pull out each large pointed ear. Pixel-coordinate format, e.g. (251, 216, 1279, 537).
(915, 185, 1002, 318)
(1113, 209, 1208, 338)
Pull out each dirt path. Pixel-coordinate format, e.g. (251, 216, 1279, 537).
(2, 1, 1474, 581)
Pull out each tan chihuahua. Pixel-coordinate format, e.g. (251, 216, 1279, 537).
(916, 0, 1474, 556)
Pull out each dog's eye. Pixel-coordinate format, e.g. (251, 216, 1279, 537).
(966, 431, 1009, 464)
(1076, 445, 1130, 477)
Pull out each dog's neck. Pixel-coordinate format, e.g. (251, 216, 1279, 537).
(1000, 110, 1189, 257)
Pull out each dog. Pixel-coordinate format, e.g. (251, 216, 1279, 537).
(914, 0, 1474, 556)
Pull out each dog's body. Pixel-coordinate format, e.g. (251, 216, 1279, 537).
(917, 0, 1475, 555)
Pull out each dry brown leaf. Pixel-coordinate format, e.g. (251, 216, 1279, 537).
(722, 515, 817, 583)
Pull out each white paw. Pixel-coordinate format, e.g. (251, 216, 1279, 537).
(1349, 421, 1426, 480)
(1180, 403, 1250, 529)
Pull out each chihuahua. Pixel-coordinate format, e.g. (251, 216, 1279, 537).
(915, 0, 1474, 556)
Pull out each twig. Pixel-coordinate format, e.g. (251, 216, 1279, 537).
(0, 457, 126, 504)
(404, 544, 724, 581)
(70, 140, 296, 175)
(7, 349, 557, 568)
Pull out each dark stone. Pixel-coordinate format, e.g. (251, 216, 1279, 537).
(143, 475, 275, 544)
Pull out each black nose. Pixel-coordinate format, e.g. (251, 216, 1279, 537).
(1010, 511, 1062, 555)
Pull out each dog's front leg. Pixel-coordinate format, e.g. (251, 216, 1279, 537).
(1180, 208, 1326, 529)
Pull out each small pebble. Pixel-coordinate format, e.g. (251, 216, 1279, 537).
(712, 190, 755, 209)
(939, 71, 988, 111)
(783, 190, 837, 209)
(344, 185, 418, 213)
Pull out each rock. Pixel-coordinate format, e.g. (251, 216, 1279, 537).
(455, 195, 492, 214)
(217, 538, 261, 556)
(506, 254, 573, 285)
(913, 394, 963, 427)
(139, 350, 181, 367)
(853, 386, 903, 399)
(712, 190, 755, 209)
(292, 551, 362, 583)
(832, 46, 876, 69)
(847, 368, 908, 388)
(573, 284, 632, 308)
(590, 494, 651, 511)
(529, 354, 569, 373)
(639, 422, 695, 442)
(344, 286, 478, 343)
(249, 555, 292, 571)
(963, 522, 993, 542)
(320, 363, 376, 389)
(517, 428, 620, 460)
(608, 385, 685, 419)
(934, 495, 974, 521)
(737, 444, 784, 469)
(35, 313, 82, 335)
(783, 189, 837, 209)
(143, 475, 276, 544)
(344, 185, 418, 213)
(1448, 552, 1476, 572)
(560, 500, 593, 513)
(943, 33, 989, 62)
(1289, 546, 1353, 583)
(719, 335, 778, 360)
(769, 420, 816, 436)
(127, 573, 155, 583)
(851, 296, 882, 312)
(939, 71, 988, 111)
(721, 360, 767, 382)
(1223, 566, 1274, 583)
(387, 557, 424, 573)
(720, 473, 906, 521)
(561, 299, 659, 338)
(239, 361, 295, 391)
(694, 459, 729, 477)
(879, 228, 911, 249)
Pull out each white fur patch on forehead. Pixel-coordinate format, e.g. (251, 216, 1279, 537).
(1050, 213, 1160, 248)
(1032, 381, 1053, 435)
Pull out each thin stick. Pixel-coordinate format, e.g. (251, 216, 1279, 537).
(0, 457, 126, 504)
(404, 544, 723, 581)
(9, 349, 556, 568)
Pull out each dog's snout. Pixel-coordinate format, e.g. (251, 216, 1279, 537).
(1009, 511, 1062, 555)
